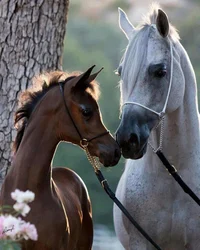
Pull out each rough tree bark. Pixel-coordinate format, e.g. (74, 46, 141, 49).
(0, 0, 69, 186)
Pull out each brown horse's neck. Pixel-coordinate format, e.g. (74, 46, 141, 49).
(7, 92, 63, 193)
(10, 118, 58, 192)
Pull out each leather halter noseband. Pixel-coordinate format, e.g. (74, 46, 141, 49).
(59, 81, 109, 147)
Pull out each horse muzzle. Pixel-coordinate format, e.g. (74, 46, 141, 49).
(116, 122, 150, 160)
(89, 143, 121, 167)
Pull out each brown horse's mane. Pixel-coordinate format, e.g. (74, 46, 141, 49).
(13, 71, 100, 154)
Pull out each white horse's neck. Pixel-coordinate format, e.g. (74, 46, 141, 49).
(149, 43, 200, 171)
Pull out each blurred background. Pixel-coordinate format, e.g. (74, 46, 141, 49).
(53, 0, 200, 249)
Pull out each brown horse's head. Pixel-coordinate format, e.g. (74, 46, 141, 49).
(14, 66, 121, 167)
(55, 66, 121, 167)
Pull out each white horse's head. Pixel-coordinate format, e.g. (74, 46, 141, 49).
(116, 6, 185, 159)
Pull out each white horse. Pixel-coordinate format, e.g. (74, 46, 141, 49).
(114, 5, 200, 250)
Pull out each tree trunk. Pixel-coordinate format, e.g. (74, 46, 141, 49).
(0, 0, 69, 186)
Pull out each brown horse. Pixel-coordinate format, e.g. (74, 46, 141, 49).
(0, 66, 121, 250)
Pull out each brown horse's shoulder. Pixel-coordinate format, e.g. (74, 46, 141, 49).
(52, 167, 92, 248)
(52, 167, 91, 210)
(52, 167, 87, 195)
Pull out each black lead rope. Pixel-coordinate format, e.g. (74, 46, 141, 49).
(59, 80, 162, 249)
(156, 150, 200, 206)
(94, 150, 200, 250)
(95, 169, 162, 250)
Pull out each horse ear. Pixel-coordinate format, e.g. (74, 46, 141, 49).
(156, 9, 169, 38)
(118, 8, 135, 40)
(87, 67, 103, 83)
(73, 65, 96, 90)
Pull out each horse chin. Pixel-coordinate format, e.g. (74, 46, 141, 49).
(99, 155, 119, 167)
(88, 147, 121, 167)
(122, 143, 147, 160)
(99, 157, 110, 167)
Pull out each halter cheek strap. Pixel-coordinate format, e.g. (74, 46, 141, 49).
(59, 81, 109, 148)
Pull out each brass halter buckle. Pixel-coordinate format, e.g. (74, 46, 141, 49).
(80, 138, 89, 148)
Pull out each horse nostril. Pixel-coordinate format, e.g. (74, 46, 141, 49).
(129, 133, 139, 148)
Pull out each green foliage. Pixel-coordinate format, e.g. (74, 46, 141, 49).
(0, 241, 21, 250)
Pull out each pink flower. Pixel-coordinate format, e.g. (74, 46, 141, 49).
(0, 216, 5, 239)
(0, 190, 38, 243)
(3, 215, 22, 240)
(0, 215, 38, 241)
(20, 222, 38, 241)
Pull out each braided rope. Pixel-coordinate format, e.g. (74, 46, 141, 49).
(82, 144, 100, 172)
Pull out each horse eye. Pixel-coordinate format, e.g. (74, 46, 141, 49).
(155, 69, 167, 78)
(81, 108, 93, 118)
